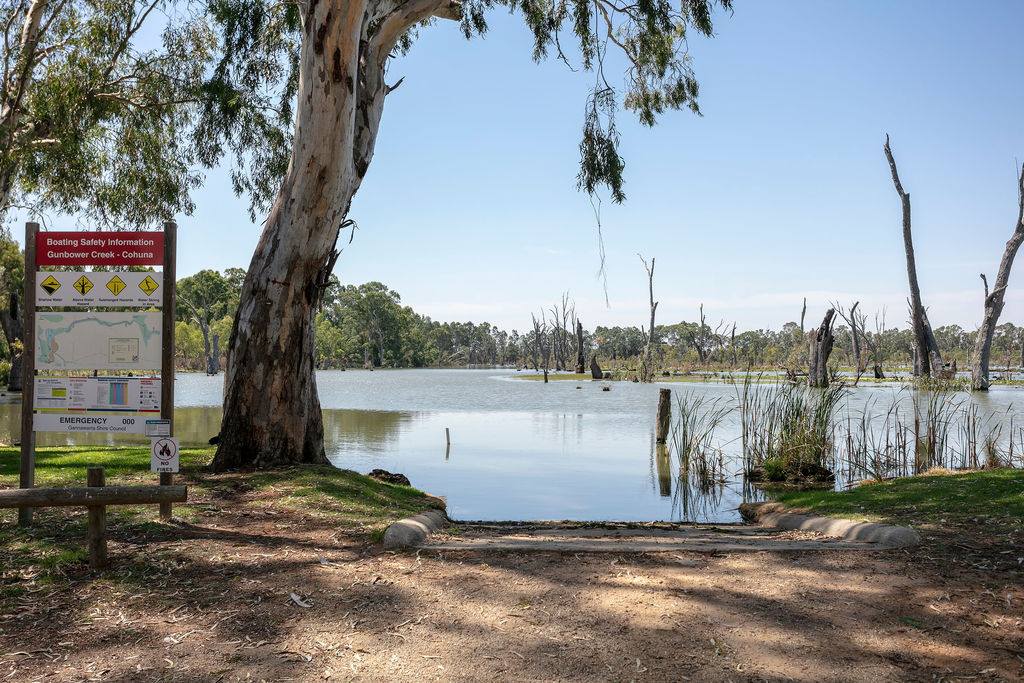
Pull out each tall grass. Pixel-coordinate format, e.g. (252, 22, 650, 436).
(738, 376, 844, 481)
(840, 388, 1019, 482)
(669, 391, 731, 488)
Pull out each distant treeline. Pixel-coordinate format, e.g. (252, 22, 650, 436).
(170, 270, 1024, 374)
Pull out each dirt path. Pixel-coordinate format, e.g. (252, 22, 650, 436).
(1, 486, 1021, 682)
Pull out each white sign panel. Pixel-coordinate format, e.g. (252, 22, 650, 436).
(145, 419, 171, 437)
(151, 437, 179, 473)
(34, 413, 148, 434)
(34, 376, 161, 413)
(35, 312, 162, 370)
(36, 271, 162, 307)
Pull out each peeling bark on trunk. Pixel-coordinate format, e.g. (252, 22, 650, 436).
(972, 165, 1024, 391)
(884, 135, 943, 377)
(807, 308, 835, 388)
(213, 0, 455, 470)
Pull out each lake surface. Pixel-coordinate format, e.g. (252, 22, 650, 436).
(3, 369, 1022, 522)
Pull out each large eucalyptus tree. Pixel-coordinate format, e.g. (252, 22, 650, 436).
(200, 0, 734, 469)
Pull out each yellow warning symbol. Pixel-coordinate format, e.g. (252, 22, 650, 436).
(73, 275, 93, 296)
(40, 275, 61, 295)
(106, 275, 126, 296)
(139, 275, 160, 297)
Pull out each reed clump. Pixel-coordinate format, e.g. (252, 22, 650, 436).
(739, 377, 843, 485)
(669, 390, 731, 489)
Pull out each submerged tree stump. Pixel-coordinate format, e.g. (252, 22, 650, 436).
(590, 355, 603, 380)
(807, 308, 836, 388)
(655, 388, 672, 443)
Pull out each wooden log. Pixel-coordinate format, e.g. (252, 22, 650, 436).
(87, 467, 108, 570)
(18, 222, 37, 527)
(0, 485, 187, 508)
(160, 220, 177, 520)
(655, 388, 672, 444)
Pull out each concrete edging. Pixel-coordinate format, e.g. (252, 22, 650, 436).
(383, 509, 448, 549)
(739, 501, 921, 548)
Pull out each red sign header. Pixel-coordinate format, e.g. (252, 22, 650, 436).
(36, 231, 165, 266)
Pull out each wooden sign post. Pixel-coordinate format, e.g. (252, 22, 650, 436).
(18, 223, 38, 527)
(18, 223, 176, 527)
(160, 221, 176, 520)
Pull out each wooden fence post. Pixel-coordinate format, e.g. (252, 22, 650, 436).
(87, 467, 108, 570)
(655, 388, 672, 444)
(18, 222, 38, 527)
(160, 220, 176, 521)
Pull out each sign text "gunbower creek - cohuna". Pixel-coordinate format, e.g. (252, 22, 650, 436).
(35, 231, 165, 266)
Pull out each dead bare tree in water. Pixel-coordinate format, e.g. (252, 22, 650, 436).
(863, 308, 887, 379)
(808, 308, 836, 388)
(638, 255, 658, 382)
(531, 312, 552, 383)
(972, 163, 1024, 391)
(574, 318, 586, 374)
(884, 135, 944, 377)
(692, 304, 710, 365)
(730, 322, 738, 367)
(833, 300, 864, 386)
(799, 297, 807, 335)
(548, 292, 575, 372)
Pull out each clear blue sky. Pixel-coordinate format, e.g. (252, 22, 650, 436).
(19, 1, 1024, 332)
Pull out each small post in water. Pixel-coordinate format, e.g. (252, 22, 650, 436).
(87, 467, 108, 570)
(655, 388, 672, 444)
(445, 427, 451, 445)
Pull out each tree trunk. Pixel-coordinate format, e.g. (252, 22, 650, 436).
(0, 292, 23, 392)
(590, 354, 603, 380)
(639, 255, 657, 383)
(211, 333, 220, 374)
(574, 319, 585, 374)
(213, 0, 453, 469)
(807, 308, 836, 388)
(199, 322, 214, 376)
(884, 136, 943, 377)
(972, 165, 1024, 391)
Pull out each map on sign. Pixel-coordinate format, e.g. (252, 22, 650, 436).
(35, 271, 162, 307)
(35, 312, 162, 370)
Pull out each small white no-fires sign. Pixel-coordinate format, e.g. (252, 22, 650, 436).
(150, 437, 179, 473)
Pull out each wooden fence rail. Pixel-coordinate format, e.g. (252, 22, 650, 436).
(2, 467, 187, 569)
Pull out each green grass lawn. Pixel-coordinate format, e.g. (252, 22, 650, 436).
(772, 468, 1024, 532)
(0, 445, 441, 594)
(0, 445, 439, 523)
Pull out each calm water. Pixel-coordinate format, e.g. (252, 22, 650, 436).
(3, 369, 1022, 521)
